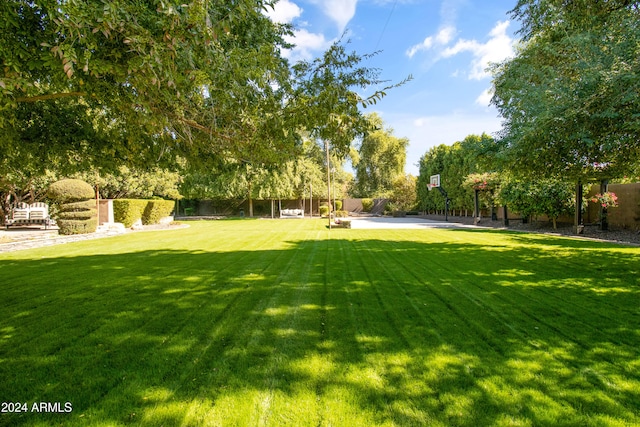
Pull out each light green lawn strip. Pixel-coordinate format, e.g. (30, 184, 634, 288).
(1, 220, 639, 426)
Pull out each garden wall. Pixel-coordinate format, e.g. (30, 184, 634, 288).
(343, 198, 388, 214)
(585, 183, 640, 229)
(492, 183, 639, 229)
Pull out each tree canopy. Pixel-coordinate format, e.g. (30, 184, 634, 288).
(0, 1, 406, 208)
(0, 0, 400, 175)
(351, 113, 408, 198)
(491, 0, 640, 179)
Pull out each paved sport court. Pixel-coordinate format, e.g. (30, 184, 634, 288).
(346, 217, 478, 229)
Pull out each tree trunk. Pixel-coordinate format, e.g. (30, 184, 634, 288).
(248, 181, 254, 217)
(574, 180, 583, 234)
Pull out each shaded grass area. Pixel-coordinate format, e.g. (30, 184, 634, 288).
(0, 220, 639, 426)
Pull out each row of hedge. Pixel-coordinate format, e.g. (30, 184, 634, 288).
(113, 199, 175, 227)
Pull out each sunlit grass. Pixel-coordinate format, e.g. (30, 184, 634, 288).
(1, 219, 639, 426)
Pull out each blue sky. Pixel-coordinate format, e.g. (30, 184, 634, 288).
(265, 0, 519, 175)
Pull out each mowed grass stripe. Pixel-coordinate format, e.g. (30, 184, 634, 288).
(0, 221, 289, 360)
(365, 228, 640, 423)
(1, 220, 639, 426)
(119, 222, 324, 425)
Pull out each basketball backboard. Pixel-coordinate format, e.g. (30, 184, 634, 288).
(428, 174, 440, 191)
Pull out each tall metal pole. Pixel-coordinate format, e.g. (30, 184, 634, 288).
(325, 140, 331, 229)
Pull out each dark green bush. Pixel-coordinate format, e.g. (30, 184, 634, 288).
(142, 200, 175, 225)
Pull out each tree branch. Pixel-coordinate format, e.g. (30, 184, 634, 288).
(15, 92, 87, 103)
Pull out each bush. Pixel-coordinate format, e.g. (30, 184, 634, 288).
(319, 205, 330, 217)
(142, 200, 175, 225)
(113, 199, 148, 227)
(47, 179, 95, 203)
(114, 199, 175, 227)
(335, 200, 343, 211)
(335, 210, 349, 218)
(48, 179, 97, 235)
(57, 218, 98, 235)
(361, 198, 373, 212)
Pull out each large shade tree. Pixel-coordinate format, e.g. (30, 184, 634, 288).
(351, 113, 408, 198)
(1, 0, 296, 167)
(491, 0, 640, 180)
(1, 1, 405, 219)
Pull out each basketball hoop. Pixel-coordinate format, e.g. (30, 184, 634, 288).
(428, 174, 440, 191)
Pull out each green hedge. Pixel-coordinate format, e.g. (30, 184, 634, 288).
(361, 198, 373, 212)
(142, 200, 175, 225)
(113, 199, 147, 227)
(114, 199, 174, 227)
(57, 218, 98, 235)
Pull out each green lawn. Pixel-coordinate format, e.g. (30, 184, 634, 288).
(1, 219, 639, 426)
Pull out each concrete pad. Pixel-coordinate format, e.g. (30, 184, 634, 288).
(347, 217, 477, 230)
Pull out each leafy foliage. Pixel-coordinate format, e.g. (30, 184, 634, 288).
(388, 175, 418, 211)
(351, 113, 409, 198)
(491, 0, 640, 179)
(417, 134, 495, 211)
(499, 178, 575, 227)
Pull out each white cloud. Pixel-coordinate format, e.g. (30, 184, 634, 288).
(282, 29, 332, 62)
(264, 0, 302, 24)
(441, 20, 514, 80)
(406, 26, 456, 58)
(310, 0, 358, 32)
(475, 88, 494, 106)
(394, 111, 504, 174)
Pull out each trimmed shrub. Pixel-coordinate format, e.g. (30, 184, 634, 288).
(57, 218, 98, 235)
(113, 199, 148, 227)
(335, 200, 343, 211)
(319, 205, 330, 217)
(48, 179, 97, 235)
(48, 179, 95, 203)
(335, 210, 349, 218)
(361, 198, 373, 212)
(142, 200, 175, 225)
(114, 199, 174, 227)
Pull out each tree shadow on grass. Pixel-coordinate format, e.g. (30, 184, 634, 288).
(0, 234, 639, 426)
